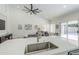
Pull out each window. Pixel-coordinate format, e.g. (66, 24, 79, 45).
(43, 24, 55, 33)
(50, 24, 55, 33)
(61, 23, 67, 38)
(43, 24, 50, 32)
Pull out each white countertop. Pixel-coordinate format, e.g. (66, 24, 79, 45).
(0, 36, 78, 55)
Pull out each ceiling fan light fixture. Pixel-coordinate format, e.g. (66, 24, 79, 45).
(23, 4, 42, 15)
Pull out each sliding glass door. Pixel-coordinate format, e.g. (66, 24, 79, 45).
(61, 20, 78, 46)
(68, 21, 78, 46)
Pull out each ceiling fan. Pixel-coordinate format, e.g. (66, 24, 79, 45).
(23, 4, 42, 15)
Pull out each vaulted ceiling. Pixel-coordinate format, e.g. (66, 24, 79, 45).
(9, 4, 79, 20)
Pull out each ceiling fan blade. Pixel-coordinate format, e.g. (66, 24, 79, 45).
(33, 8, 39, 11)
(33, 12, 37, 14)
(38, 10, 42, 12)
(25, 10, 31, 13)
(33, 9, 42, 13)
(22, 9, 29, 11)
(24, 5, 30, 10)
(30, 4, 33, 10)
(34, 10, 40, 13)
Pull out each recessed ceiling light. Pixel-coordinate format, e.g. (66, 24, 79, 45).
(17, 5, 20, 8)
(63, 5, 67, 8)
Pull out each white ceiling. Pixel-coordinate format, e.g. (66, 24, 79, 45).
(9, 4, 79, 20)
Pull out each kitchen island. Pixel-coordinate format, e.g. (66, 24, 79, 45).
(0, 36, 78, 55)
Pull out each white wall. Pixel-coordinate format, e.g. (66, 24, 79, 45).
(0, 5, 11, 36)
(51, 10, 79, 23)
(51, 10, 79, 35)
(9, 6, 48, 38)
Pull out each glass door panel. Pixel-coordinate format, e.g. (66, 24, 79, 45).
(61, 23, 67, 39)
(68, 21, 78, 46)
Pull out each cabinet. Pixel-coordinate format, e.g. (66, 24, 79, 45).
(0, 34, 12, 43)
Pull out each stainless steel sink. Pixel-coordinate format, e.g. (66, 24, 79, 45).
(25, 42, 58, 54)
